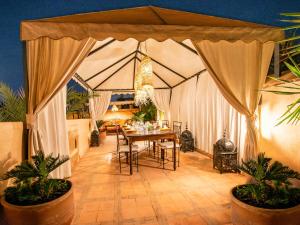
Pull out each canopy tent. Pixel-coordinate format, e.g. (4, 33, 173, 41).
(20, 6, 284, 177)
(75, 38, 206, 91)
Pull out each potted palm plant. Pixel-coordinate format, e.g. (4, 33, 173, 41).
(0, 151, 74, 225)
(231, 153, 300, 225)
(96, 120, 106, 140)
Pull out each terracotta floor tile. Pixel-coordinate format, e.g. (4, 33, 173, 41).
(71, 136, 247, 225)
(78, 211, 98, 224)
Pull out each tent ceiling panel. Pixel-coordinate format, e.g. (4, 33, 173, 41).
(148, 61, 185, 87)
(86, 56, 135, 90)
(141, 39, 205, 78)
(77, 38, 138, 82)
(89, 37, 114, 53)
(76, 38, 208, 90)
(95, 60, 135, 90)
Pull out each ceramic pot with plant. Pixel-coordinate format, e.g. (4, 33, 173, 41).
(231, 153, 300, 225)
(96, 120, 107, 140)
(0, 151, 74, 225)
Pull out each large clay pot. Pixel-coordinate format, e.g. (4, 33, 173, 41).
(231, 187, 300, 225)
(99, 130, 107, 141)
(1, 181, 74, 225)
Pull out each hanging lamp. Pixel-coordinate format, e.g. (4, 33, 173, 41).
(134, 41, 154, 105)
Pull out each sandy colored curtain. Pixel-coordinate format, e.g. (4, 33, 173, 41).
(93, 91, 112, 120)
(26, 36, 96, 155)
(37, 87, 71, 178)
(193, 40, 274, 160)
(151, 89, 171, 121)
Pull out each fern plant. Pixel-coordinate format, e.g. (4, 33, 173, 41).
(0, 82, 25, 122)
(234, 153, 300, 209)
(264, 13, 300, 125)
(0, 151, 70, 206)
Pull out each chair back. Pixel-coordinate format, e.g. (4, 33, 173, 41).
(173, 121, 182, 140)
(116, 127, 121, 153)
(161, 120, 169, 128)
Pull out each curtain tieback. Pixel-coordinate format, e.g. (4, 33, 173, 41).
(247, 114, 256, 122)
(26, 113, 36, 129)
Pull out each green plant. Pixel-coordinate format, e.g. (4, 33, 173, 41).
(132, 111, 145, 122)
(0, 151, 70, 206)
(96, 120, 105, 129)
(264, 13, 300, 125)
(234, 153, 300, 209)
(67, 86, 90, 118)
(132, 101, 157, 122)
(0, 82, 26, 122)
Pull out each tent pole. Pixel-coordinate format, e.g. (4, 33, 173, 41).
(23, 41, 29, 160)
(274, 43, 281, 78)
(87, 38, 116, 57)
(132, 42, 140, 89)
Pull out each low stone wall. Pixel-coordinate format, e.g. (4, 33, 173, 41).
(0, 122, 23, 195)
(67, 119, 91, 158)
(0, 119, 91, 194)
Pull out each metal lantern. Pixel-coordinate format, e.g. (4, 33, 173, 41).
(213, 129, 238, 173)
(180, 126, 194, 152)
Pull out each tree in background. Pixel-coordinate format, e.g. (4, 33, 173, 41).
(0, 82, 25, 122)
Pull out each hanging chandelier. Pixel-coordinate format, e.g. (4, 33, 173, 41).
(134, 52, 154, 106)
(111, 104, 119, 112)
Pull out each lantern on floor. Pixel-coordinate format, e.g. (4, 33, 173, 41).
(90, 130, 99, 147)
(213, 129, 238, 174)
(180, 125, 194, 152)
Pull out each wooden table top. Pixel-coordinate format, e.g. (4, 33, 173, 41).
(122, 128, 176, 141)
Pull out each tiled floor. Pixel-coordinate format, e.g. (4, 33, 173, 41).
(71, 136, 247, 225)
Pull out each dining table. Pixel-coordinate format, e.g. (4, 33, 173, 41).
(121, 127, 177, 175)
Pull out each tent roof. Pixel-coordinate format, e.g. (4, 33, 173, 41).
(35, 6, 269, 27)
(75, 38, 206, 91)
(21, 6, 284, 42)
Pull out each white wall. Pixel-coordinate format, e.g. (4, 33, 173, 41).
(67, 119, 91, 157)
(258, 83, 300, 171)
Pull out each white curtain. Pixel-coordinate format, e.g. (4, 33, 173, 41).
(170, 77, 198, 134)
(37, 87, 71, 178)
(195, 72, 246, 156)
(90, 91, 112, 122)
(169, 72, 246, 159)
(88, 95, 97, 131)
(151, 89, 171, 121)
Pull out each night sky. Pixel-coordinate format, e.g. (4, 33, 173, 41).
(0, 0, 299, 90)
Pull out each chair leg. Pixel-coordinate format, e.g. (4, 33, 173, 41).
(177, 147, 180, 167)
(119, 152, 121, 173)
(136, 153, 139, 172)
(161, 148, 165, 169)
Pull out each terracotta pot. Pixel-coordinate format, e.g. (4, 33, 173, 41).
(99, 131, 106, 140)
(231, 187, 300, 225)
(1, 181, 74, 225)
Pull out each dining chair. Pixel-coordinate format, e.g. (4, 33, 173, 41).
(161, 120, 169, 128)
(158, 121, 182, 168)
(116, 128, 146, 173)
